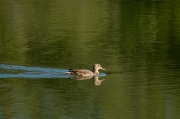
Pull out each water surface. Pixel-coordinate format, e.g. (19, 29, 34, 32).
(0, 0, 180, 118)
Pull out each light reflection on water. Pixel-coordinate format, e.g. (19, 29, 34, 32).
(0, 64, 106, 78)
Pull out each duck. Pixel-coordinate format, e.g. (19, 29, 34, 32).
(66, 64, 105, 77)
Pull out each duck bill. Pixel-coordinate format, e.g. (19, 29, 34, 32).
(101, 67, 106, 70)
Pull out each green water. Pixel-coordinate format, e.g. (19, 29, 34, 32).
(0, 0, 180, 118)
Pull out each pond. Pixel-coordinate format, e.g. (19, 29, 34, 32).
(0, 0, 180, 118)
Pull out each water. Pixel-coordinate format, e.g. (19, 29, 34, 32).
(1, 0, 180, 118)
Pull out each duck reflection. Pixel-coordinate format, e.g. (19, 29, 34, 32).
(74, 75, 105, 86)
(93, 76, 105, 86)
(76, 76, 93, 80)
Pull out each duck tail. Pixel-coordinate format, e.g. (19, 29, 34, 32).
(65, 72, 71, 74)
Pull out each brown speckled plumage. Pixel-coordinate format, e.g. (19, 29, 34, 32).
(66, 64, 105, 77)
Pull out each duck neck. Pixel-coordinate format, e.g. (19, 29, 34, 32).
(93, 66, 99, 74)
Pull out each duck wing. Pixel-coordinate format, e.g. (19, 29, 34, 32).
(66, 69, 93, 76)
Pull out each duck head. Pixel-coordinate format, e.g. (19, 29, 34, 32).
(93, 64, 105, 74)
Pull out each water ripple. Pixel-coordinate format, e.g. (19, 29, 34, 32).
(0, 64, 106, 79)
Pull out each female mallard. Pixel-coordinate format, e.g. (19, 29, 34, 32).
(66, 64, 105, 77)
